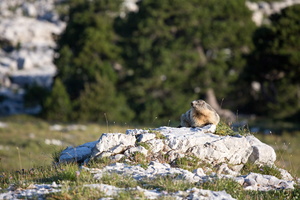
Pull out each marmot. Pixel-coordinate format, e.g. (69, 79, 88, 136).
(179, 99, 220, 127)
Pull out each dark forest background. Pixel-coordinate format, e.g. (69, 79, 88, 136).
(26, 0, 300, 125)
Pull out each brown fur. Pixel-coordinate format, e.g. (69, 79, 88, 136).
(179, 99, 220, 127)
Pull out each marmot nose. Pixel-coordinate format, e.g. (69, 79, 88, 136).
(191, 101, 196, 106)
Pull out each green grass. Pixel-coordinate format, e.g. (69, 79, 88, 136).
(171, 155, 212, 172)
(101, 173, 138, 188)
(241, 162, 282, 178)
(141, 174, 195, 193)
(201, 178, 300, 200)
(215, 121, 236, 136)
(0, 115, 130, 172)
(255, 131, 300, 177)
(47, 186, 105, 200)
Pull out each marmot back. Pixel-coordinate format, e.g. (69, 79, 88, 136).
(180, 99, 220, 127)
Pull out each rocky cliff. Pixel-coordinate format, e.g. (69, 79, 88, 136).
(0, 0, 65, 115)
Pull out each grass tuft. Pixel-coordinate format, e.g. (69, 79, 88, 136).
(87, 157, 116, 169)
(241, 162, 282, 179)
(171, 156, 212, 172)
(136, 142, 151, 150)
(131, 152, 149, 169)
(215, 121, 235, 136)
(115, 190, 147, 200)
(101, 173, 138, 188)
(141, 174, 194, 192)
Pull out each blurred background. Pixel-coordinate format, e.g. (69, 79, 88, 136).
(0, 0, 299, 174)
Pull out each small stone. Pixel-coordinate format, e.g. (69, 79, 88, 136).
(246, 136, 276, 165)
(51, 182, 58, 188)
(124, 146, 148, 157)
(235, 177, 245, 185)
(193, 168, 206, 176)
(278, 168, 294, 181)
(137, 133, 156, 142)
(147, 139, 165, 153)
(243, 178, 257, 187)
(111, 154, 125, 162)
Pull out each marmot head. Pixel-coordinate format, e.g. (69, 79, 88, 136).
(191, 99, 206, 111)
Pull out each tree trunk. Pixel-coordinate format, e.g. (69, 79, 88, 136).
(205, 88, 236, 123)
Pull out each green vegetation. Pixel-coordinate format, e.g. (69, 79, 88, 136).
(136, 142, 151, 151)
(131, 152, 149, 168)
(202, 178, 300, 199)
(47, 186, 105, 200)
(115, 0, 255, 123)
(245, 5, 300, 121)
(0, 163, 95, 190)
(202, 178, 245, 198)
(15, 0, 299, 124)
(154, 131, 167, 140)
(88, 157, 118, 169)
(241, 163, 282, 179)
(171, 156, 212, 172)
(24, 84, 49, 109)
(101, 173, 138, 188)
(141, 174, 195, 193)
(114, 190, 147, 200)
(37, 0, 271, 125)
(256, 131, 300, 178)
(53, 0, 134, 123)
(43, 78, 72, 122)
(215, 121, 236, 136)
(0, 115, 130, 172)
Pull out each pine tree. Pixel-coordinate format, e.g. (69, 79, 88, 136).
(116, 0, 255, 123)
(53, 0, 135, 122)
(43, 78, 72, 122)
(55, 0, 123, 100)
(246, 5, 300, 120)
(74, 74, 134, 123)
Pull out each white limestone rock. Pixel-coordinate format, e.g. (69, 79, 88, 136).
(159, 126, 253, 165)
(136, 132, 156, 142)
(246, 0, 300, 26)
(59, 141, 98, 163)
(0, 182, 62, 199)
(0, 17, 64, 48)
(241, 172, 294, 191)
(110, 154, 125, 162)
(187, 187, 236, 200)
(146, 139, 165, 153)
(126, 128, 148, 136)
(278, 168, 294, 181)
(124, 146, 148, 157)
(217, 163, 240, 176)
(92, 161, 202, 183)
(193, 168, 206, 177)
(60, 125, 278, 170)
(91, 133, 136, 158)
(246, 135, 276, 165)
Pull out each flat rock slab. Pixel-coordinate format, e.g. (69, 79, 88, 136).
(60, 141, 98, 163)
(157, 127, 253, 165)
(60, 125, 277, 168)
